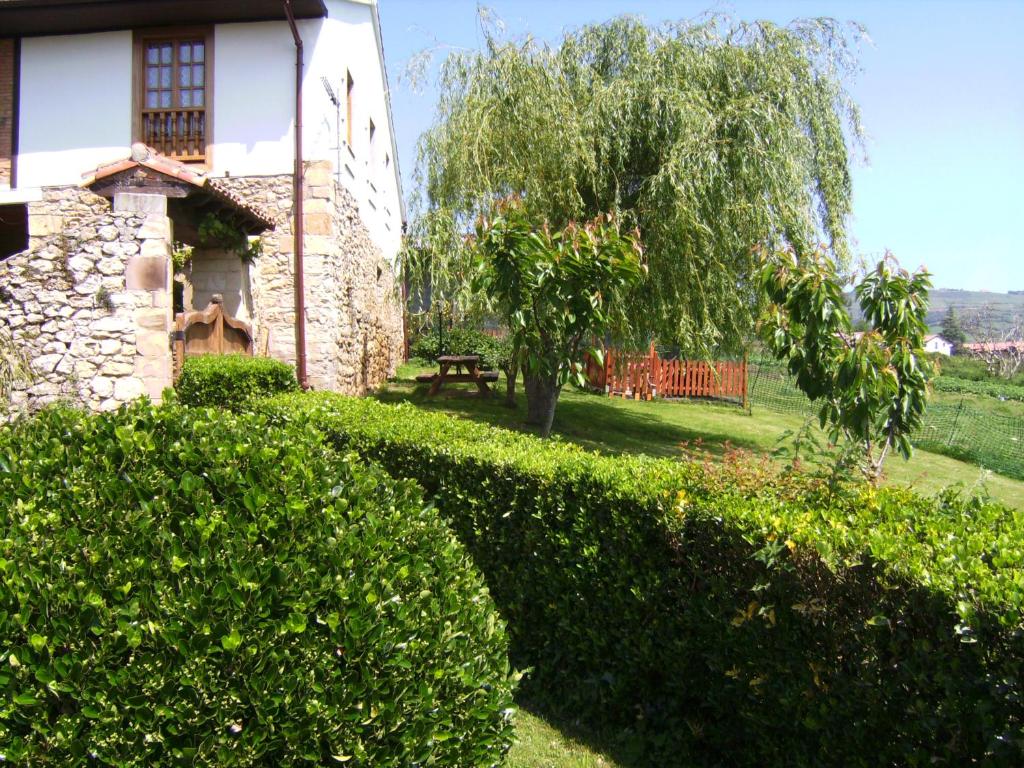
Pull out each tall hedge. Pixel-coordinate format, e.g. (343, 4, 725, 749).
(409, 327, 509, 371)
(0, 403, 516, 766)
(176, 354, 298, 410)
(261, 392, 1024, 766)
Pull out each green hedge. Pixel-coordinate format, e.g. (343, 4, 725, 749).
(0, 403, 516, 766)
(176, 354, 298, 410)
(933, 354, 1024, 388)
(409, 328, 509, 371)
(933, 375, 1024, 402)
(261, 393, 1024, 766)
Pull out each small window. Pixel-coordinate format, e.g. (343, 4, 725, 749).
(345, 71, 355, 148)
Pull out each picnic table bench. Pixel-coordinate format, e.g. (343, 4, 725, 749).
(415, 354, 498, 397)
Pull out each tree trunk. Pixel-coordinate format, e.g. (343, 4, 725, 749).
(502, 341, 523, 408)
(502, 362, 518, 408)
(524, 371, 561, 438)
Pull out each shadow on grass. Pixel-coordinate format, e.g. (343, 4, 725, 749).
(512, 702, 655, 768)
(375, 375, 763, 460)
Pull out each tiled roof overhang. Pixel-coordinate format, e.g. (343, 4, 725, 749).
(83, 145, 276, 234)
(0, 0, 327, 37)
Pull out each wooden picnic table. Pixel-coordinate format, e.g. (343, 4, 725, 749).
(415, 354, 499, 397)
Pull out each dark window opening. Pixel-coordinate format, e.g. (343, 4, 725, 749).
(0, 204, 28, 260)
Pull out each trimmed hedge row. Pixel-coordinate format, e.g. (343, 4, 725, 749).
(0, 402, 516, 766)
(176, 354, 298, 410)
(933, 354, 1024, 388)
(261, 392, 1024, 766)
(933, 375, 1024, 402)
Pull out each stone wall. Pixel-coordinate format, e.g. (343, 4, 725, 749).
(202, 174, 296, 362)
(219, 162, 403, 394)
(1, 161, 402, 413)
(187, 246, 255, 323)
(0, 188, 173, 412)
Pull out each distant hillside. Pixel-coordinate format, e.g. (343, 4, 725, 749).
(847, 289, 1024, 339)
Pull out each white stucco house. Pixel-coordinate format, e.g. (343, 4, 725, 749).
(924, 334, 953, 356)
(0, 0, 406, 411)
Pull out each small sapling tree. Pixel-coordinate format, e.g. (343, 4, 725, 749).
(473, 199, 644, 437)
(759, 248, 934, 480)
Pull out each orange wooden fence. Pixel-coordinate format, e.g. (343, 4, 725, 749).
(587, 345, 747, 406)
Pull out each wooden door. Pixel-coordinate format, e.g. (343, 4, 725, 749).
(173, 295, 253, 378)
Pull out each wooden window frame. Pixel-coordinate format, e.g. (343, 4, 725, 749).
(132, 27, 214, 166)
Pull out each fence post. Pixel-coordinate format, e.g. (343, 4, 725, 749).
(649, 341, 657, 400)
(605, 348, 612, 397)
(745, 354, 757, 414)
(947, 397, 966, 447)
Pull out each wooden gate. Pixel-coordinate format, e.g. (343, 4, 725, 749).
(173, 295, 253, 378)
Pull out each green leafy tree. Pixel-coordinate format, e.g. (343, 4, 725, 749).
(940, 305, 967, 351)
(759, 249, 934, 479)
(473, 199, 644, 436)
(407, 13, 864, 356)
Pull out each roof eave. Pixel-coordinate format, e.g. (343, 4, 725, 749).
(0, 0, 328, 38)
(368, 0, 407, 226)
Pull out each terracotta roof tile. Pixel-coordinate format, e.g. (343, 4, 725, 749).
(962, 341, 1023, 353)
(82, 144, 276, 231)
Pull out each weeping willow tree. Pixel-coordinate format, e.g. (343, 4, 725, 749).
(407, 12, 865, 356)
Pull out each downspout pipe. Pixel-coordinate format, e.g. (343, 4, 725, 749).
(283, 0, 308, 388)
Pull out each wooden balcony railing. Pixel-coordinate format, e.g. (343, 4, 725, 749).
(141, 108, 206, 162)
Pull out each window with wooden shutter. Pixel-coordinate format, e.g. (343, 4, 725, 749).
(134, 29, 212, 163)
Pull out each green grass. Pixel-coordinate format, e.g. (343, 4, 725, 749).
(508, 711, 625, 768)
(379, 363, 1024, 510)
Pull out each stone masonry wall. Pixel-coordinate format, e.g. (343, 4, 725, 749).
(0, 163, 400, 413)
(187, 246, 255, 323)
(219, 163, 403, 393)
(0, 187, 173, 412)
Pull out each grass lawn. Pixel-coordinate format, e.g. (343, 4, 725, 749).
(508, 711, 625, 768)
(378, 363, 1024, 510)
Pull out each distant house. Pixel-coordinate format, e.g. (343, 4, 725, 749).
(0, 0, 405, 412)
(839, 331, 953, 356)
(923, 334, 953, 356)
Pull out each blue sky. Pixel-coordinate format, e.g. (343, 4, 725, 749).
(377, 0, 1024, 292)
